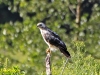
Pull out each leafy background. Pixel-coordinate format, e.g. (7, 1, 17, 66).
(0, 0, 100, 75)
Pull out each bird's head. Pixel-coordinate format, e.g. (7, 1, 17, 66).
(37, 22, 47, 29)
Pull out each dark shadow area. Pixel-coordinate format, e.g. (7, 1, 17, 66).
(0, 3, 23, 24)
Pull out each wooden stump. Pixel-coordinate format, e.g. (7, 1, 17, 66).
(45, 49, 52, 75)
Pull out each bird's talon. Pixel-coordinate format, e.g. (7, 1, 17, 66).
(46, 48, 51, 54)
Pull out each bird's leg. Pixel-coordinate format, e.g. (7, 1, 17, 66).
(46, 48, 51, 54)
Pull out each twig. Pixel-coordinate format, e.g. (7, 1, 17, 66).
(60, 58, 69, 75)
(45, 51, 52, 75)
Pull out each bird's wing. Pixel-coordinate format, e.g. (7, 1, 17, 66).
(45, 29, 70, 57)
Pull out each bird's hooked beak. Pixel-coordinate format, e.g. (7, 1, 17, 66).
(37, 23, 39, 27)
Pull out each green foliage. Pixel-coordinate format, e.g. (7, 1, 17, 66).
(52, 55, 100, 75)
(51, 41, 100, 75)
(0, 67, 25, 75)
(0, 58, 25, 75)
(0, 0, 100, 75)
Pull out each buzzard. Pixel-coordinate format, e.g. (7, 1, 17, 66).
(37, 22, 71, 58)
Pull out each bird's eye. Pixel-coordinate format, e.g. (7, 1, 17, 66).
(39, 24, 42, 26)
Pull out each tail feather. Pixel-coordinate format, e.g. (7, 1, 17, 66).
(59, 48, 71, 58)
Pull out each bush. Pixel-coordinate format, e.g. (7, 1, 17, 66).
(51, 41, 100, 75)
(0, 58, 25, 75)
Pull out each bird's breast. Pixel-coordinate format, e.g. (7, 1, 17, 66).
(40, 29, 50, 45)
(40, 29, 58, 52)
(49, 45, 59, 52)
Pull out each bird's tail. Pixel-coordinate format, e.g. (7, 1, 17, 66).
(59, 48, 71, 58)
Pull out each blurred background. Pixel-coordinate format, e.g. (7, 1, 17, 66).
(0, 0, 100, 75)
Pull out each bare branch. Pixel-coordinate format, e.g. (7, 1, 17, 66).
(60, 58, 69, 75)
(45, 49, 52, 75)
(68, 5, 76, 16)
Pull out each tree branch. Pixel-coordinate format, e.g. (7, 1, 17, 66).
(76, 0, 81, 26)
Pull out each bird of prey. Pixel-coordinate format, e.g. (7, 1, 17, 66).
(37, 22, 71, 58)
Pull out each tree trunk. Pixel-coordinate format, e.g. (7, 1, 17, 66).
(75, 0, 82, 40)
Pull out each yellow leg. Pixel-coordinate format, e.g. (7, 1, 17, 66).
(46, 48, 51, 54)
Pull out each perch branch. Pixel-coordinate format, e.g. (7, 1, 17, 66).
(45, 48, 52, 75)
